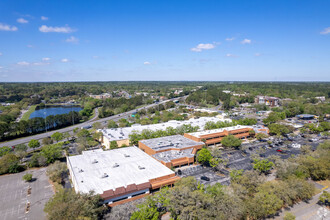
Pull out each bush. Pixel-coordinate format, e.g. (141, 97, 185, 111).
(46, 161, 68, 184)
(22, 173, 33, 182)
(284, 212, 296, 220)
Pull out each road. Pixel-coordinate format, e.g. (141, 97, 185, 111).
(0, 97, 185, 148)
(271, 187, 330, 220)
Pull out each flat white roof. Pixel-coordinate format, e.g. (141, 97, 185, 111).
(187, 125, 251, 138)
(140, 135, 204, 151)
(67, 147, 174, 194)
(101, 117, 231, 142)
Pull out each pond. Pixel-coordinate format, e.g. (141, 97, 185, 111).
(29, 106, 82, 119)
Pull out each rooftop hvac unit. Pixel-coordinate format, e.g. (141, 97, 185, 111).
(78, 169, 84, 173)
(92, 159, 98, 164)
(138, 165, 145, 170)
(101, 173, 108, 178)
(113, 163, 119, 168)
(124, 154, 130, 157)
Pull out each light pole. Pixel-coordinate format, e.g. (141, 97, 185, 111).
(44, 109, 47, 132)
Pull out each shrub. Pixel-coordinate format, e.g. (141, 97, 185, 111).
(22, 173, 33, 182)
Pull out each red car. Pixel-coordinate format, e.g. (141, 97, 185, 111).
(276, 149, 282, 152)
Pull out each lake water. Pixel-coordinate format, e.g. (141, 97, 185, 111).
(29, 106, 82, 119)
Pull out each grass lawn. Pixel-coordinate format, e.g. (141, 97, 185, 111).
(21, 105, 37, 121)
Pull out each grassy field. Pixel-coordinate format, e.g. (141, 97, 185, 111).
(21, 105, 37, 121)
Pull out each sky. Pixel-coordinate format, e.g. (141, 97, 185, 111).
(0, 0, 329, 82)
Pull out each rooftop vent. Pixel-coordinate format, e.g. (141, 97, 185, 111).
(138, 165, 145, 170)
(124, 154, 130, 157)
(92, 159, 98, 164)
(113, 163, 119, 168)
(78, 169, 84, 173)
(101, 173, 108, 178)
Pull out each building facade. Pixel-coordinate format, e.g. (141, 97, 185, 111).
(184, 125, 269, 146)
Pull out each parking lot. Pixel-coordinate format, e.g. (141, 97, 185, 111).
(0, 168, 54, 220)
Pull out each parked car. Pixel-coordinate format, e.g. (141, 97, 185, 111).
(201, 176, 210, 181)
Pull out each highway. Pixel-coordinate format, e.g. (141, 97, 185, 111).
(0, 97, 185, 148)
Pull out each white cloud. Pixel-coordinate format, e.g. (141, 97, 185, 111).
(17, 61, 30, 66)
(0, 52, 2, 56)
(320, 27, 330, 35)
(191, 43, 216, 52)
(144, 61, 151, 65)
(226, 37, 235, 41)
(42, 57, 50, 61)
(41, 16, 48, 21)
(65, 36, 79, 43)
(17, 18, 28, 24)
(27, 45, 34, 48)
(39, 25, 75, 33)
(61, 58, 69, 63)
(0, 66, 3, 69)
(226, 53, 237, 57)
(0, 23, 18, 31)
(241, 39, 251, 44)
(33, 62, 50, 66)
(255, 53, 262, 57)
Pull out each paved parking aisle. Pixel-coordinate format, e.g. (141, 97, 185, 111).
(0, 168, 54, 220)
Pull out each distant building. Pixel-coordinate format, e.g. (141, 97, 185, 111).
(67, 147, 179, 207)
(222, 90, 231, 94)
(315, 96, 326, 102)
(184, 125, 269, 146)
(255, 96, 279, 107)
(139, 135, 204, 168)
(89, 93, 112, 99)
(296, 114, 315, 120)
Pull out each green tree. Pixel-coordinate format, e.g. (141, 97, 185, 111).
(0, 154, 23, 174)
(110, 141, 118, 149)
(46, 161, 68, 184)
(0, 146, 12, 157)
(41, 143, 63, 164)
(77, 129, 90, 138)
(107, 120, 118, 128)
(44, 189, 106, 220)
(253, 159, 274, 174)
(51, 132, 64, 142)
(221, 135, 242, 148)
(268, 123, 293, 136)
(230, 169, 244, 182)
(256, 132, 268, 140)
(28, 139, 40, 149)
(92, 122, 102, 130)
(42, 137, 53, 145)
(197, 148, 212, 166)
(22, 173, 33, 182)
